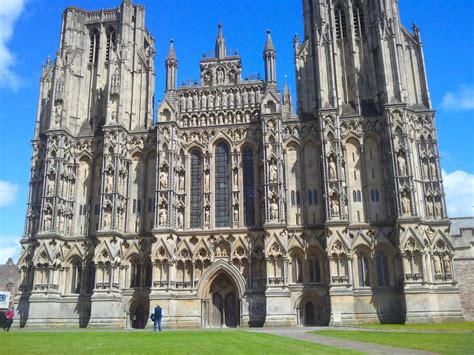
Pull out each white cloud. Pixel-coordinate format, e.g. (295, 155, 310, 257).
(0, 180, 19, 207)
(442, 169, 474, 217)
(0, 235, 21, 264)
(441, 85, 474, 112)
(0, 0, 25, 90)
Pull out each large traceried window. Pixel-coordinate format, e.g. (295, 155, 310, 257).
(215, 142, 231, 227)
(242, 147, 255, 226)
(190, 149, 203, 228)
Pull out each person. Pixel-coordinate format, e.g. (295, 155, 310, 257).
(150, 305, 162, 332)
(4, 308, 14, 331)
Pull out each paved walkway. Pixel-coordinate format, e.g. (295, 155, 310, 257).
(249, 327, 436, 355)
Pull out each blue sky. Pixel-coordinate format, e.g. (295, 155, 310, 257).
(0, 0, 473, 263)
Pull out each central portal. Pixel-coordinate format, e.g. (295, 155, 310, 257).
(209, 273, 239, 327)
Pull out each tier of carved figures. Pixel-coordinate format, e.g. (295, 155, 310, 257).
(179, 85, 262, 113)
(18, 227, 455, 296)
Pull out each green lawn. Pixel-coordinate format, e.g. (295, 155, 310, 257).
(0, 330, 357, 355)
(353, 321, 474, 332)
(312, 330, 474, 354)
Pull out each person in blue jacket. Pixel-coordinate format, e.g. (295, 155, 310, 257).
(150, 305, 162, 332)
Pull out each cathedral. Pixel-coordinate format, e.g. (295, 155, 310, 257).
(16, 0, 464, 328)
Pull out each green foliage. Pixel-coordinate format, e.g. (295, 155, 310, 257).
(0, 330, 356, 355)
(312, 329, 474, 354)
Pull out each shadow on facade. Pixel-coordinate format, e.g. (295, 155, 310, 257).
(128, 289, 151, 329)
(17, 293, 31, 328)
(247, 290, 266, 327)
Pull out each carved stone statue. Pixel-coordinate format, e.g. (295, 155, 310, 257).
(177, 209, 184, 228)
(201, 93, 207, 110)
(186, 95, 192, 111)
(159, 207, 167, 225)
(429, 158, 437, 179)
(180, 95, 186, 110)
(208, 93, 214, 110)
(242, 89, 248, 106)
(235, 90, 241, 107)
(328, 157, 337, 180)
(269, 198, 278, 220)
(427, 197, 434, 218)
(204, 171, 210, 192)
(193, 92, 199, 110)
(397, 153, 407, 176)
(205, 208, 210, 226)
(105, 173, 113, 193)
(103, 210, 111, 229)
(215, 92, 221, 109)
(160, 170, 168, 189)
(269, 162, 277, 183)
(433, 255, 442, 274)
(249, 89, 255, 105)
(331, 196, 339, 216)
(402, 191, 411, 214)
(222, 91, 228, 108)
(216, 67, 224, 85)
(203, 71, 211, 86)
(435, 198, 442, 217)
(443, 255, 451, 274)
(110, 67, 120, 95)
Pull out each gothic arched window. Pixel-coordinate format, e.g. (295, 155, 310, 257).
(376, 251, 390, 287)
(106, 27, 116, 61)
(242, 147, 255, 226)
(71, 260, 82, 294)
(190, 149, 203, 228)
(353, 4, 365, 38)
(308, 251, 322, 283)
(89, 28, 100, 64)
(335, 6, 347, 40)
(357, 250, 371, 287)
(130, 257, 142, 288)
(215, 142, 231, 227)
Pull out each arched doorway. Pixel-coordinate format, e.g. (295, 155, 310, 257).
(129, 298, 150, 329)
(209, 273, 239, 327)
(299, 295, 325, 326)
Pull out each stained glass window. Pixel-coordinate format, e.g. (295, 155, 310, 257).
(215, 142, 231, 227)
(243, 148, 255, 226)
(190, 149, 203, 228)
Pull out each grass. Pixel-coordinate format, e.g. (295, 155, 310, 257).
(352, 321, 474, 332)
(312, 329, 474, 354)
(0, 330, 358, 355)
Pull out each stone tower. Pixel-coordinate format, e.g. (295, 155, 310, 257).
(294, 0, 458, 323)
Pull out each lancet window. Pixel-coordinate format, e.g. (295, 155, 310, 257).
(215, 142, 231, 227)
(190, 149, 203, 228)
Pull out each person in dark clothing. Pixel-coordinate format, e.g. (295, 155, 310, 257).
(151, 305, 162, 332)
(4, 308, 14, 331)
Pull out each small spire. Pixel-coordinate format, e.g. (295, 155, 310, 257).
(166, 39, 177, 60)
(215, 23, 226, 59)
(264, 30, 275, 52)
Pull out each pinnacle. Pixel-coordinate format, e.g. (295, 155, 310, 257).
(264, 29, 275, 52)
(166, 39, 177, 60)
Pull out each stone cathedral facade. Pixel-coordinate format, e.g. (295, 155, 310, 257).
(16, 0, 464, 328)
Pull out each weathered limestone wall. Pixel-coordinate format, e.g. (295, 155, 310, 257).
(454, 260, 474, 320)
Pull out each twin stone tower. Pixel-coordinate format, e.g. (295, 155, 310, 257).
(16, 0, 463, 328)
